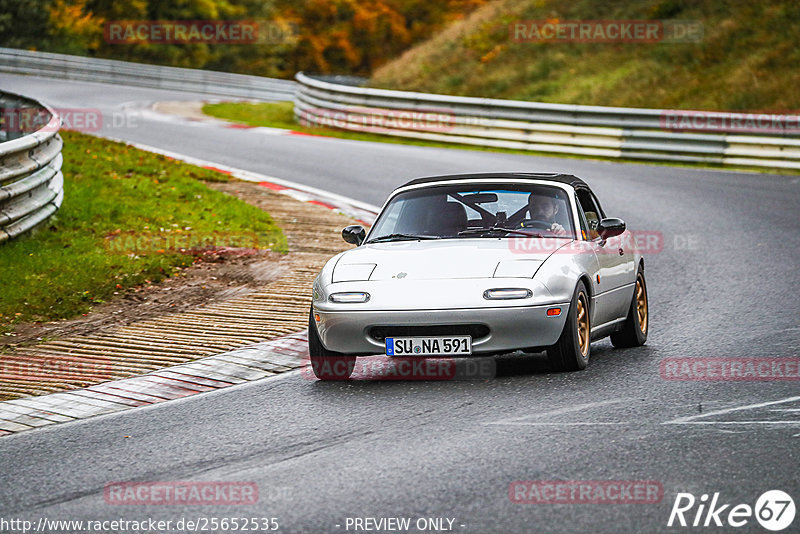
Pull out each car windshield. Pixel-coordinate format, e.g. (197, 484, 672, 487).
(367, 183, 576, 242)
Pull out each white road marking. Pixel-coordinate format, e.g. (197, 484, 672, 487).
(669, 421, 800, 425)
(101, 135, 380, 215)
(486, 398, 630, 426)
(663, 395, 800, 425)
(486, 421, 631, 426)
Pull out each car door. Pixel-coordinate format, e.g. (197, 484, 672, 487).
(575, 188, 635, 326)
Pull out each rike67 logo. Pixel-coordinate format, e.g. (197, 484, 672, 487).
(668, 490, 795, 531)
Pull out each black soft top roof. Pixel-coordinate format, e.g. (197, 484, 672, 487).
(399, 172, 589, 190)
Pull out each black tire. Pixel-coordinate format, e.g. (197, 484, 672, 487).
(547, 281, 591, 371)
(611, 269, 648, 348)
(308, 309, 356, 380)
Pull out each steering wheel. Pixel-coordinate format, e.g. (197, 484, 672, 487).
(521, 219, 554, 230)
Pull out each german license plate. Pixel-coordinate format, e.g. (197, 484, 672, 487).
(386, 336, 472, 356)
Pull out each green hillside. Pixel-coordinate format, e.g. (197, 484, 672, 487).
(370, 0, 800, 111)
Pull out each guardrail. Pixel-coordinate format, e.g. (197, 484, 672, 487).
(0, 48, 296, 101)
(294, 72, 800, 170)
(0, 91, 64, 243)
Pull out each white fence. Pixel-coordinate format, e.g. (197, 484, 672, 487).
(294, 72, 800, 170)
(0, 48, 296, 101)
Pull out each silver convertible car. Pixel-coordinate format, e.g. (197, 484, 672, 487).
(309, 173, 648, 380)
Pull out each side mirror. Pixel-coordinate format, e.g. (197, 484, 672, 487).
(598, 218, 626, 240)
(342, 225, 366, 246)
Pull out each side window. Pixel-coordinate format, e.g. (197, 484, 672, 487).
(576, 189, 601, 240)
(589, 192, 606, 219)
(574, 196, 590, 241)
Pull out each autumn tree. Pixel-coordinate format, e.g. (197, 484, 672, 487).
(1, 0, 486, 77)
(0, 0, 52, 49)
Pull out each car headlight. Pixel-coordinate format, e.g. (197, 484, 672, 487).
(483, 288, 533, 300)
(329, 292, 371, 303)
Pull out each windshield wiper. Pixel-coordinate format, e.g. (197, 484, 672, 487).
(458, 226, 543, 238)
(366, 233, 441, 243)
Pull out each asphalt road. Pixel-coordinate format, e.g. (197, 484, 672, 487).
(1, 73, 799, 534)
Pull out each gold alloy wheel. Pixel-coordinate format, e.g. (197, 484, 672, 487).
(636, 274, 648, 335)
(576, 293, 590, 357)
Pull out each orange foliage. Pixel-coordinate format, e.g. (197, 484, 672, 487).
(34, 0, 487, 76)
(49, 0, 105, 50)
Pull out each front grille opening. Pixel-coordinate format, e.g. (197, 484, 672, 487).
(369, 324, 490, 342)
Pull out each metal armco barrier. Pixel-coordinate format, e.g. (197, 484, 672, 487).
(294, 72, 800, 170)
(0, 91, 63, 243)
(0, 48, 296, 101)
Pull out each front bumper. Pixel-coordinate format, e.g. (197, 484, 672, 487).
(313, 304, 570, 355)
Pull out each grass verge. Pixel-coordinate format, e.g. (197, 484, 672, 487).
(202, 101, 800, 175)
(202, 101, 464, 146)
(370, 0, 800, 111)
(0, 131, 287, 332)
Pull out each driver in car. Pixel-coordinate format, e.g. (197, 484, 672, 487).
(524, 193, 567, 235)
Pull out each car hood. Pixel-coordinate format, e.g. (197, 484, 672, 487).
(332, 238, 569, 282)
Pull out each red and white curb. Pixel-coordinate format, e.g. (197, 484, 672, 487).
(138, 106, 300, 137)
(103, 136, 380, 226)
(122, 104, 380, 224)
(0, 140, 380, 437)
(0, 332, 310, 435)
